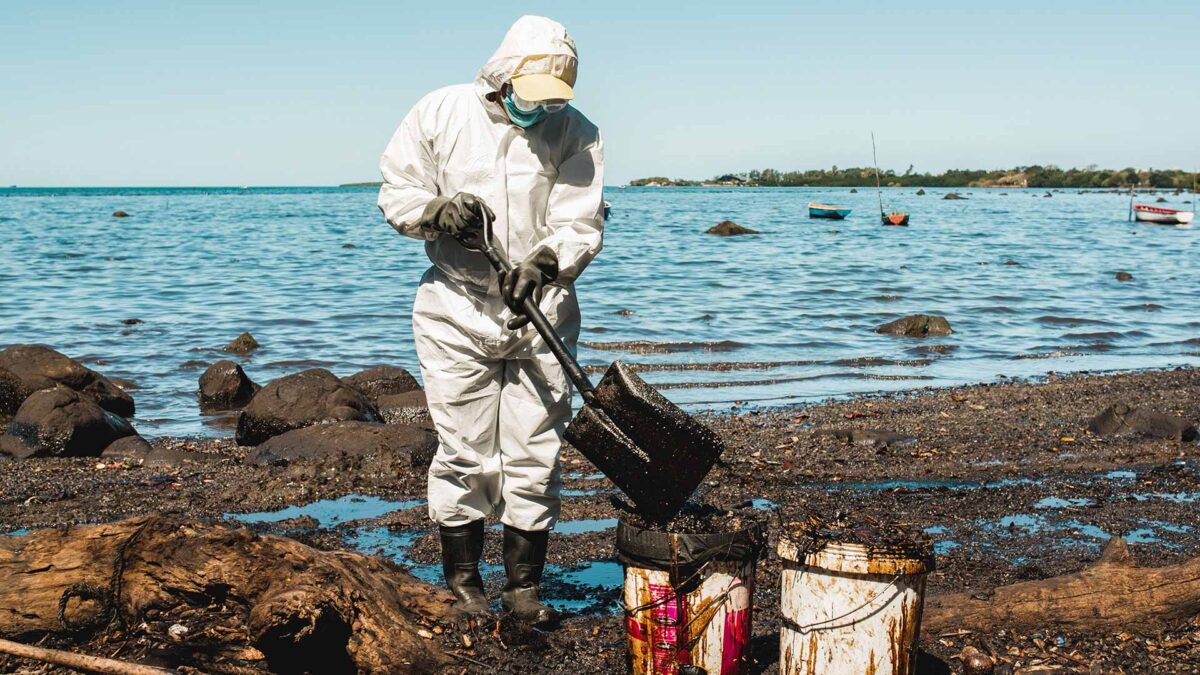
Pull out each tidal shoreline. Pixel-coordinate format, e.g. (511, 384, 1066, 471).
(2, 367, 1199, 672)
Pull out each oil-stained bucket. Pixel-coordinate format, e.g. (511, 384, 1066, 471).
(776, 521, 935, 675)
(617, 517, 766, 675)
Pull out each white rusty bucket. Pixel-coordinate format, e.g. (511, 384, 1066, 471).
(776, 524, 934, 675)
(617, 518, 766, 675)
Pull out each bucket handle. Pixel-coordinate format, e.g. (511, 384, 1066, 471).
(789, 572, 904, 634)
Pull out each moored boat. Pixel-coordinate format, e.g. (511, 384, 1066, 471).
(808, 202, 852, 219)
(1133, 204, 1194, 225)
(882, 212, 910, 227)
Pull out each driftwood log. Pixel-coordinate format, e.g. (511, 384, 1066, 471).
(0, 516, 456, 673)
(924, 538, 1200, 634)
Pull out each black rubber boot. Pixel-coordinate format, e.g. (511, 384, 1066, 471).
(439, 521, 489, 615)
(500, 525, 560, 626)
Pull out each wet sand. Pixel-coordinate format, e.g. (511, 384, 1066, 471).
(2, 367, 1199, 672)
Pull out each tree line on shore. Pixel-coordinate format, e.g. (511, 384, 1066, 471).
(631, 166, 1200, 189)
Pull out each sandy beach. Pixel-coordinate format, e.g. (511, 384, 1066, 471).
(3, 366, 1198, 673)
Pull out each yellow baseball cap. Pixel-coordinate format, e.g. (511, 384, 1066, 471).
(512, 73, 574, 102)
(508, 51, 577, 102)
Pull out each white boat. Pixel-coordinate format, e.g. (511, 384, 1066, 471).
(1133, 204, 1194, 225)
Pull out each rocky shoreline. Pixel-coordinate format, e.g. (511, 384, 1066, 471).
(2, 349, 1200, 672)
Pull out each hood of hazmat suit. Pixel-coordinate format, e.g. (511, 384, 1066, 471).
(376, 15, 604, 532)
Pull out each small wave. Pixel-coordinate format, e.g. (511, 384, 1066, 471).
(583, 359, 821, 374)
(1035, 315, 1110, 326)
(1061, 331, 1123, 341)
(262, 358, 338, 368)
(580, 340, 745, 354)
(830, 357, 932, 367)
(1122, 303, 1165, 312)
(656, 372, 934, 390)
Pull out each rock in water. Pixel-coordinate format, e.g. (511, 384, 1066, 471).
(224, 331, 260, 354)
(875, 314, 953, 337)
(705, 220, 758, 236)
(112, 210, 129, 217)
(0, 344, 135, 417)
(916, 189, 926, 196)
(199, 360, 260, 411)
(236, 368, 380, 445)
(247, 420, 437, 469)
(850, 188, 858, 193)
(943, 192, 965, 200)
(342, 366, 421, 402)
(1115, 271, 1133, 281)
(1, 387, 136, 459)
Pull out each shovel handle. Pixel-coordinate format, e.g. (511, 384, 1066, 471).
(454, 220, 598, 405)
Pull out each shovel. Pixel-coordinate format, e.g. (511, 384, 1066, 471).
(455, 220, 725, 524)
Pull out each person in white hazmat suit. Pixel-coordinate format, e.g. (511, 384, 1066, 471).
(376, 16, 603, 624)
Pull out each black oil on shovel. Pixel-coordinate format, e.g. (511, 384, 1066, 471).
(455, 220, 725, 524)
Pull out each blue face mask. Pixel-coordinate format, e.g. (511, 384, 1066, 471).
(503, 91, 549, 128)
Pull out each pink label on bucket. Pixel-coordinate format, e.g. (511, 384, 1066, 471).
(649, 583, 690, 672)
(720, 607, 750, 675)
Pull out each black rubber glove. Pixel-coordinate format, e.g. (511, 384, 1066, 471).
(499, 247, 559, 329)
(417, 192, 495, 238)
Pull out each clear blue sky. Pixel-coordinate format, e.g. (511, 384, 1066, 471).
(2, 0, 1197, 186)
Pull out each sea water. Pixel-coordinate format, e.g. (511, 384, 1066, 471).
(2, 186, 1197, 437)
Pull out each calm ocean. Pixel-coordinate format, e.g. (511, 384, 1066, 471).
(2, 186, 1197, 437)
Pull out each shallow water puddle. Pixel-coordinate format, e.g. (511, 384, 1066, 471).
(4, 529, 29, 536)
(227, 494, 424, 528)
(1034, 496, 1096, 509)
(346, 525, 623, 614)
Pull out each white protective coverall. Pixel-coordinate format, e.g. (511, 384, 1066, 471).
(377, 16, 604, 532)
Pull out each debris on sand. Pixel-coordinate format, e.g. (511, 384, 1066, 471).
(1087, 402, 1198, 442)
(814, 427, 917, 448)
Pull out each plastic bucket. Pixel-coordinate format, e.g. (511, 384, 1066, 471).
(617, 518, 766, 675)
(776, 524, 935, 675)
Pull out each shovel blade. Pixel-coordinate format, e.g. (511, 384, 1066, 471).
(565, 361, 724, 523)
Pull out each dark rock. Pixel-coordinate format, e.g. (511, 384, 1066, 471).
(100, 436, 207, 467)
(121, 318, 143, 325)
(614, 309, 635, 317)
(199, 360, 260, 411)
(0, 367, 21, 417)
(224, 332, 260, 354)
(376, 390, 432, 427)
(0, 344, 135, 417)
(814, 428, 917, 447)
(1, 387, 136, 459)
(1115, 271, 1133, 282)
(112, 210, 130, 218)
(916, 189, 926, 196)
(1156, 197, 1167, 203)
(875, 314, 953, 338)
(705, 220, 758, 236)
(1043, 192, 1052, 198)
(342, 242, 355, 248)
(943, 192, 966, 200)
(236, 368, 380, 446)
(699, 314, 715, 321)
(342, 366, 421, 404)
(100, 435, 155, 462)
(1088, 402, 1197, 442)
(246, 420, 436, 469)
(1004, 260, 1021, 266)
(849, 188, 858, 193)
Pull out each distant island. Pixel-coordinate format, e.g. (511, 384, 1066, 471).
(631, 166, 1199, 189)
(340, 182, 383, 187)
